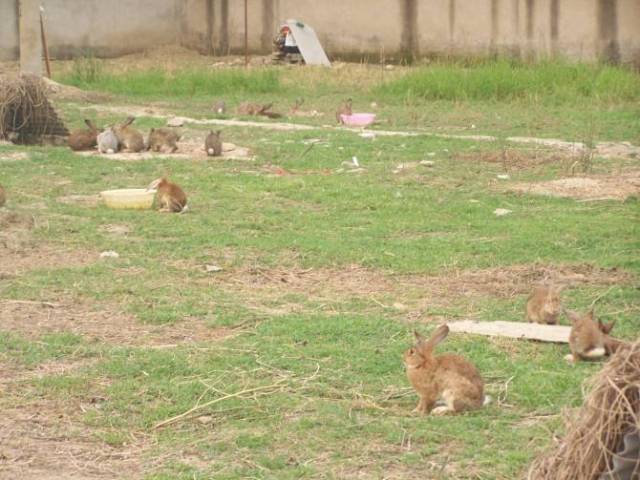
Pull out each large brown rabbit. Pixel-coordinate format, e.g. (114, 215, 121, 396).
(147, 128, 180, 153)
(147, 177, 188, 213)
(565, 309, 610, 363)
(68, 119, 99, 151)
(404, 325, 487, 415)
(237, 102, 265, 116)
(336, 98, 353, 124)
(114, 116, 145, 153)
(526, 285, 563, 325)
(237, 102, 281, 118)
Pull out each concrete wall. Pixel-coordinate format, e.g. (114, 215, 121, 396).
(2, 0, 639, 65)
(1, 0, 182, 61)
(0, 1, 19, 61)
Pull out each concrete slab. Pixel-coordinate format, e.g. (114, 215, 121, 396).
(448, 320, 571, 343)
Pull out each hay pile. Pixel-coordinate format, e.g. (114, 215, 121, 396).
(528, 340, 640, 479)
(0, 74, 68, 144)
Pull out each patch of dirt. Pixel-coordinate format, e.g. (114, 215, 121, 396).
(201, 263, 633, 317)
(75, 140, 252, 161)
(41, 77, 110, 103)
(0, 210, 34, 230)
(0, 357, 97, 386)
(0, 396, 145, 480)
(0, 299, 235, 347)
(455, 149, 568, 170)
(0, 240, 95, 277)
(509, 170, 640, 201)
(57, 194, 101, 207)
(0, 151, 29, 161)
(0, 210, 96, 277)
(595, 142, 640, 160)
(99, 224, 132, 236)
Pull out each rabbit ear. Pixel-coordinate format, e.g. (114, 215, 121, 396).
(587, 308, 595, 320)
(599, 319, 616, 334)
(84, 119, 94, 129)
(564, 309, 581, 324)
(216, 130, 221, 136)
(146, 178, 162, 191)
(423, 324, 449, 351)
(413, 330, 425, 343)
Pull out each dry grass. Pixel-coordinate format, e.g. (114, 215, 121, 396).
(0, 210, 95, 276)
(0, 398, 146, 480)
(509, 169, 640, 201)
(0, 299, 235, 346)
(528, 340, 640, 479)
(197, 262, 634, 318)
(455, 148, 569, 171)
(0, 74, 69, 142)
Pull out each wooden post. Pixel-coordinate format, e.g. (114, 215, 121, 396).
(244, 0, 249, 67)
(19, 0, 43, 76)
(39, 6, 51, 78)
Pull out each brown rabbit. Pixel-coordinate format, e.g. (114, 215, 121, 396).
(68, 119, 99, 151)
(213, 100, 226, 114)
(289, 98, 304, 115)
(237, 102, 264, 116)
(237, 102, 281, 118)
(114, 116, 145, 153)
(147, 177, 188, 213)
(204, 130, 222, 157)
(336, 98, 353, 124)
(0, 184, 6, 207)
(147, 128, 180, 153)
(597, 319, 627, 355)
(404, 325, 487, 415)
(526, 285, 563, 325)
(565, 309, 608, 363)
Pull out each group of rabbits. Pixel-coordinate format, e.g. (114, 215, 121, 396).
(68, 117, 224, 157)
(405, 284, 626, 416)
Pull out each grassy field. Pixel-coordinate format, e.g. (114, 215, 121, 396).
(1, 53, 639, 479)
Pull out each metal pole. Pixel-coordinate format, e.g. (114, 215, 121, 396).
(244, 0, 249, 67)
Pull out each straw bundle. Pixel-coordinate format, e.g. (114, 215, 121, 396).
(0, 74, 68, 143)
(528, 340, 640, 479)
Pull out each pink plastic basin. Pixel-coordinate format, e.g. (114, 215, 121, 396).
(341, 113, 376, 127)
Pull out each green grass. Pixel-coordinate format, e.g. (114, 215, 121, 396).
(54, 57, 640, 143)
(2, 59, 640, 479)
(376, 59, 640, 104)
(58, 68, 282, 97)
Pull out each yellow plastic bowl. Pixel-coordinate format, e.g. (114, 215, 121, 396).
(100, 188, 155, 210)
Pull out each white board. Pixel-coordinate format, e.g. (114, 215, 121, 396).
(286, 19, 331, 66)
(447, 320, 571, 343)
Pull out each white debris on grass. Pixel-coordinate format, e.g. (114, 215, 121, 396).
(493, 208, 512, 217)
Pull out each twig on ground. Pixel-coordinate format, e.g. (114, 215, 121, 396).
(153, 379, 288, 429)
(1, 299, 59, 308)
